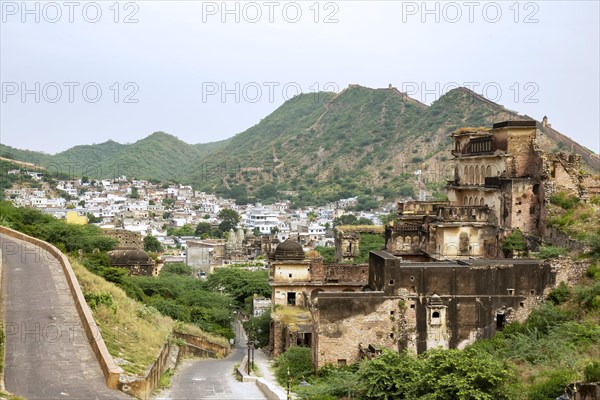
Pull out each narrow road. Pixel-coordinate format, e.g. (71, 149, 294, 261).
(155, 320, 267, 400)
(1, 234, 130, 399)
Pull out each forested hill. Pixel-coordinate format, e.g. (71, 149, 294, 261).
(1, 86, 597, 205)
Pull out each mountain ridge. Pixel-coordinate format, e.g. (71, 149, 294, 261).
(1, 86, 597, 205)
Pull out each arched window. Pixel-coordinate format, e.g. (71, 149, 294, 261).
(480, 198, 485, 206)
(432, 311, 440, 319)
(468, 196, 473, 206)
(475, 166, 480, 184)
(464, 196, 468, 205)
(486, 165, 491, 178)
(474, 197, 479, 205)
(464, 166, 469, 183)
(469, 166, 474, 184)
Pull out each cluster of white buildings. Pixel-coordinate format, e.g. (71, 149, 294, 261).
(5, 173, 393, 252)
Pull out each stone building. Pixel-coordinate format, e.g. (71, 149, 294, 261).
(386, 120, 587, 260)
(309, 120, 586, 369)
(104, 229, 158, 276)
(311, 251, 556, 368)
(186, 239, 226, 273)
(268, 239, 369, 356)
(107, 249, 157, 276)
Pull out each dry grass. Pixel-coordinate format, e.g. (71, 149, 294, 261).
(272, 306, 311, 329)
(70, 259, 174, 377)
(453, 126, 490, 135)
(336, 225, 384, 233)
(174, 321, 230, 348)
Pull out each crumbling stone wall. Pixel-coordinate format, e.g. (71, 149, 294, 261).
(103, 229, 142, 250)
(313, 253, 557, 367)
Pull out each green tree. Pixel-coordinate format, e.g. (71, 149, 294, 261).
(206, 268, 270, 305)
(217, 208, 241, 233)
(129, 187, 139, 199)
(501, 229, 527, 256)
(274, 347, 313, 386)
(143, 234, 163, 252)
(195, 222, 212, 237)
(358, 350, 421, 399)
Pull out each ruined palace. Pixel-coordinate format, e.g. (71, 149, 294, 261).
(309, 120, 590, 368)
(385, 120, 586, 260)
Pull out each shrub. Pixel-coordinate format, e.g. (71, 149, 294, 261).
(538, 245, 568, 260)
(574, 281, 600, 311)
(502, 229, 527, 254)
(584, 361, 600, 382)
(527, 370, 576, 400)
(547, 282, 571, 305)
(550, 192, 580, 210)
(587, 264, 600, 280)
(84, 291, 116, 313)
(273, 347, 313, 386)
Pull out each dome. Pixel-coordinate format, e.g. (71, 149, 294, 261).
(274, 239, 305, 261)
(108, 249, 154, 266)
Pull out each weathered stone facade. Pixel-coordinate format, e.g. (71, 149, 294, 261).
(334, 226, 384, 263)
(268, 239, 369, 356)
(103, 228, 143, 250)
(386, 120, 589, 260)
(311, 251, 557, 368)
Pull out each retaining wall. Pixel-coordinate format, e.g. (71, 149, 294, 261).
(0, 226, 122, 388)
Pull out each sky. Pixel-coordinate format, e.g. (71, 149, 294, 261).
(1, 0, 599, 154)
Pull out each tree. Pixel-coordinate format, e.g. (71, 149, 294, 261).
(333, 214, 374, 227)
(307, 211, 318, 222)
(143, 235, 163, 252)
(217, 208, 240, 233)
(358, 350, 421, 399)
(129, 187, 139, 199)
(273, 347, 313, 386)
(195, 222, 212, 237)
(502, 229, 527, 256)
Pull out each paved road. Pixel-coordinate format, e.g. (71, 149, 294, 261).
(1, 234, 130, 400)
(155, 321, 267, 400)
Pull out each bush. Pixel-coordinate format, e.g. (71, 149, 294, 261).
(587, 264, 600, 280)
(161, 263, 192, 276)
(584, 361, 600, 382)
(273, 347, 313, 386)
(574, 281, 600, 311)
(527, 370, 576, 400)
(538, 245, 568, 260)
(502, 229, 527, 254)
(550, 192, 580, 210)
(83, 291, 116, 313)
(547, 282, 571, 305)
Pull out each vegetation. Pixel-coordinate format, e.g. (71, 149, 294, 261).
(143, 234, 163, 252)
(355, 233, 385, 263)
(501, 229, 527, 255)
(0, 201, 117, 252)
(71, 259, 175, 376)
(7, 87, 591, 205)
(333, 214, 374, 227)
(315, 246, 335, 263)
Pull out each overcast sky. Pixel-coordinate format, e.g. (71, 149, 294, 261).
(1, 0, 599, 154)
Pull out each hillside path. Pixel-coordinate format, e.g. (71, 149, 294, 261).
(0, 233, 130, 399)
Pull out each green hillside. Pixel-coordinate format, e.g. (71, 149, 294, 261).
(1, 86, 597, 205)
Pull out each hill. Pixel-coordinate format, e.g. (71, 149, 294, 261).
(183, 85, 599, 205)
(1, 86, 597, 205)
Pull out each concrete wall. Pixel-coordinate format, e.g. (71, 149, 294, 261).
(0, 226, 122, 388)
